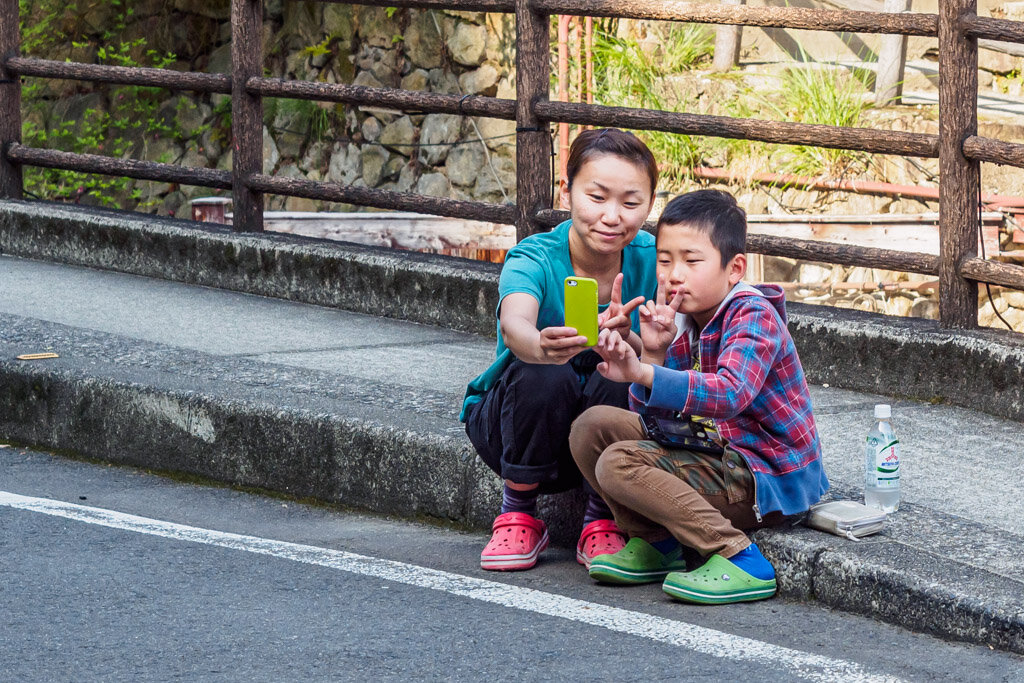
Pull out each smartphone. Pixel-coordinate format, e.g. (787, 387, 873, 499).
(564, 276, 598, 347)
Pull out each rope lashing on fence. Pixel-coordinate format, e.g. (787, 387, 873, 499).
(977, 186, 1015, 331)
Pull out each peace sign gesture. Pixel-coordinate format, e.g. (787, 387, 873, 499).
(598, 272, 645, 340)
(639, 274, 685, 360)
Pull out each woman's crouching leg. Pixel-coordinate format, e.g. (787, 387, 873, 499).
(569, 405, 644, 501)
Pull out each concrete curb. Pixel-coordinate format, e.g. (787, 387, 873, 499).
(1, 357, 1022, 654)
(0, 361, 497, 528)
(0, 355, 585, 545)
(3, 199, 1024, 423)
(760, 496, 1024, 655)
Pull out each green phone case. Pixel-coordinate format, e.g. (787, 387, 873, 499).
(564, 276, 599, 347)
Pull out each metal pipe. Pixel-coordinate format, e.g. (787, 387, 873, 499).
(585, 17, 594, 108)
(558, 15, 572, 185)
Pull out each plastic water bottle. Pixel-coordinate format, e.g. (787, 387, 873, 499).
(864, 404, 900, 513)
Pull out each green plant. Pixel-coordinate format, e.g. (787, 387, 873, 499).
(586, 21, 715, 189)
(18, 1, 197, 210)
(302, 38, 332, 59)
(265, 97, 335, 143)
(764, 54, 874, 176)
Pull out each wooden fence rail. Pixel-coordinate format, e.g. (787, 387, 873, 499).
(534, 101, 940, 157)
(5, 144, 233, 190)
(248, 78, 518, 120)
(6, 58, 232, 93)
(2, 0, 1024, 327)
(530, 0, 939, 34)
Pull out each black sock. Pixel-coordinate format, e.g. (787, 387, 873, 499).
(501, 484, 539, 516)
(582, 486, 613, 525)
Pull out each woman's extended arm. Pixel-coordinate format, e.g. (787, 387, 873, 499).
(500, 292, 590, 365)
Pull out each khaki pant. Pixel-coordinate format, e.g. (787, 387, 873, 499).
(569, 405, 780, 559)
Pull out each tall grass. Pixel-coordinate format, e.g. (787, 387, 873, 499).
(575, 25, 876, 189)
(589, 21, 715, 188)
(771, 58, 873, 176)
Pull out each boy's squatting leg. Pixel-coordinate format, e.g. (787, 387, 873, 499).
(569, 405, 755, 560)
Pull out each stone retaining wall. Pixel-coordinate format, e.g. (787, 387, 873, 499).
(21, 3, 516, 216)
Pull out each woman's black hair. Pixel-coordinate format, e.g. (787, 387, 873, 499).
(565, 128, 658, 196)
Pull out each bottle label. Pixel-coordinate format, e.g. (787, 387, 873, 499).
(868, 437, 900, 487)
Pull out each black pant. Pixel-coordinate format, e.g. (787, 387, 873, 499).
(465, 352, 630, 494)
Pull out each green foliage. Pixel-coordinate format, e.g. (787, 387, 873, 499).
(765, 57, 873, 176)
(264, 97, 335, 144)
(302, 38, 332, 59)
(561, 22, 879, 189)
(17, 1, 197, 210)
(587, 20, 715, 189)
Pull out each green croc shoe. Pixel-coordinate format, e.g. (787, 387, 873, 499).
(588, 537, 688, 585)
(662, 554, 777, 604)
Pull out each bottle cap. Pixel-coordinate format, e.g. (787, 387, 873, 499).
(874, 404, 891, 419)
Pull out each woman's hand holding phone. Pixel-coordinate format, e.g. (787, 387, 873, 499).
(537, 326, 590, 364)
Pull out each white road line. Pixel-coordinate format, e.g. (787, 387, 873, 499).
(1, 491, 896, 683)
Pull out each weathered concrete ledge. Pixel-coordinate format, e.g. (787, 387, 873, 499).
(0, 350, 583, 546)
(0, 200, 500, 337)
(3, 199, 1023, 423)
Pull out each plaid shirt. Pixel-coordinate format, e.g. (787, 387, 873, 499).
(629, 284, 828, 517)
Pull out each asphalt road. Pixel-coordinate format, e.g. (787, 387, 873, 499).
(2, 444, 1022, 682)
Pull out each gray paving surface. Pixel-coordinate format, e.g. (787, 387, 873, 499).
(2, 253, 1023, 652)
(4, 445, 1023, 682)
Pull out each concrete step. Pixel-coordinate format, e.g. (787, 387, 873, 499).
(3, 200, 1024, 654)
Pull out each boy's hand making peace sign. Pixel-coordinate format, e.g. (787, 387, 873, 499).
(639, 274, 685, 366)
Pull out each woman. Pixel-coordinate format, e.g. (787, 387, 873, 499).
(461, 128, 659, 571)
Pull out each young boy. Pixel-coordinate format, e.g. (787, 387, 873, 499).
(568, 189, 829, 604)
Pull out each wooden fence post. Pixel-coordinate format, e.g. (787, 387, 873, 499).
(0, 0, 23, 199)
(875, 0, 911, 105)
(231, 0, 263, 232)
(712, 0, 745, 73)
(515, 0, 552, 241)
(938, 0, 980, 328)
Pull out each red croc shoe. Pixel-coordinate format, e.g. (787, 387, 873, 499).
(576, 519, 627, 568)
(480, 512, 549, 571)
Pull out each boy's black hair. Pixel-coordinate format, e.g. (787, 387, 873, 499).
(656, 190, 747, 267)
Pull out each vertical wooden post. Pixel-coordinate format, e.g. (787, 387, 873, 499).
(712, 0, 745, 73)
(938, 0, 979, 328)
(515, 0, 552, 241)
(875, 0, 911, 105)
(231, 0, 263, 231)
(0, 0, 23, 199)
